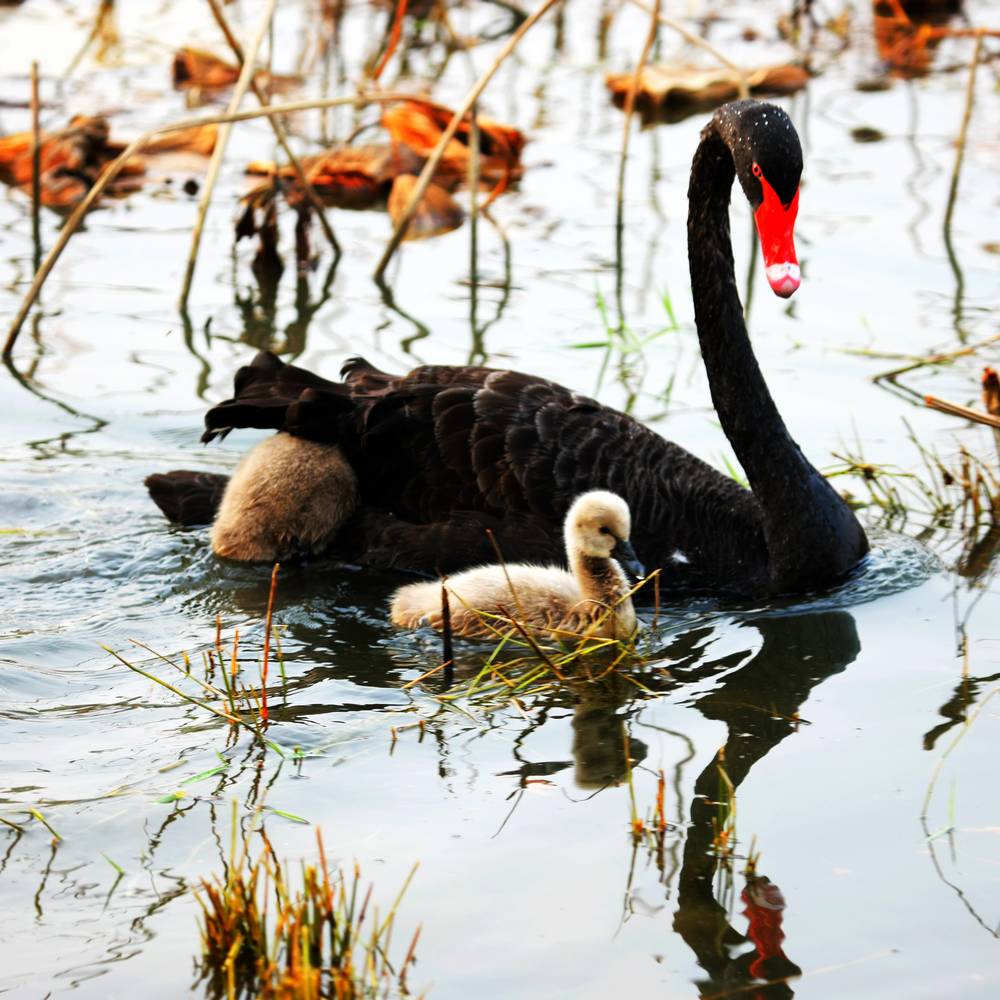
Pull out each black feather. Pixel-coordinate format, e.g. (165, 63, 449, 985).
(145, 471, 229, 526)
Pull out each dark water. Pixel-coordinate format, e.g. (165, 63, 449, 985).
(1, 0, 999, 996)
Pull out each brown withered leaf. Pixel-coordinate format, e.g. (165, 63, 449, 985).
(983, 367, 1000, 419)
(0, 115, 217, 210)
(381, 100, 525, 186)
(237, 98, 525, 257)
(145, 124, 219, 158)
(172, 46, 299, 95)
(245, 143, 425, 211)
(872, 1, 965, 78)
(606, 64, 809, 124)
(388, 174, 464, 242)
(0, 115, 137, 209)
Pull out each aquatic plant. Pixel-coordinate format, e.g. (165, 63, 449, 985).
(106, 564, 284, 737)
(196, 821, 422, 999)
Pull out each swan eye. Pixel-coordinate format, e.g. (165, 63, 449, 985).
(752, 162, 763, 179)
(599, 526, 611, 535)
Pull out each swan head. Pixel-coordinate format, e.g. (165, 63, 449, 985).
(564, 491, 645, 581)
(714, 101, 802, 299)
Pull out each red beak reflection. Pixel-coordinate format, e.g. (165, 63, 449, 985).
(753, 168, 800, 298)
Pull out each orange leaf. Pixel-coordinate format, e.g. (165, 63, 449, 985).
(145, 124, 219, 158)
(172, 46, 301, 95)
(0, 115, 213, 210)
(606, 63, 809, 124)
(388, 174, 464, 241)
(382, 100, 524, 183)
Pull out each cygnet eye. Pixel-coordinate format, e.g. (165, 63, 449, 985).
(599, 525, 611, 535)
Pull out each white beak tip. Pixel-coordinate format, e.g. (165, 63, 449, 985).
(765, 262, 801, 298)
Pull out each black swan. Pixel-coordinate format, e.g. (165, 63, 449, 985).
(390, 490, 643, 639)
(146, 99, 868, 598)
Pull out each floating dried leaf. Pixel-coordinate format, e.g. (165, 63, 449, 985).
(0, 115, 217, 210)
(381, 99, 525, 184)
(851, 126, 885, 143)
(606, 64, 809, 124)
(245, 143, 424, 213)
(237, 99, 524, 257)
(872, 1, 964, 78)
(144, 123, 219, 158)
(0, 116, 133, 208)
(388, 174, 464, 241)
(983, 367, 1000, 419)
(172, 46, 300, 94)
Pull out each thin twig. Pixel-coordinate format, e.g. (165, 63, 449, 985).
(468, 100, 480, 350)
(179, 0, 280, 309)
(261, 562, 280, 724)
(61, 0, 113, 80)
(104, 646, 242, 727)
(128, 638, 228, 701)
(373, 0, 561, 281)
(941, 30, 983, 343)
(924, 395, 1000, 431)
(1, 91, 427, 356)
(440, 581, 455, 689)
(372, 0, 410, 81)
(401, 660, 452, 690)
(921, 687, 999, 820)
(864, 331, 1000, 381)
(505, 615, 566, 680)
(614, 0, 660, 327)
(30, 62, 41, 275)
(29, 808, 61, 842)
(627, 0, 750, 97)
(205, 0, 340, 256)
(482, 529, 529, 623)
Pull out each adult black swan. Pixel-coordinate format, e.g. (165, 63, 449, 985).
(147, 100, 868, 598)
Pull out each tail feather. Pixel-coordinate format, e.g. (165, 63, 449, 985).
(202, 350, 355, 444)
(340, 356, 388, 382)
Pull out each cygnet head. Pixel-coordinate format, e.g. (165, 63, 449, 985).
(564, 491, 645, 580)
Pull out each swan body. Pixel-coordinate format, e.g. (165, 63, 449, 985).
(208, 432, 358, 561)
(146, 99, 868, 598)
(390, 491, 642, 639)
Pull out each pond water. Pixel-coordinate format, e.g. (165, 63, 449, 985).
(1, 0, 999, 997)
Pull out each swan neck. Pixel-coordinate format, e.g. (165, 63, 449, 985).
(687, 127, 801, 485)
(569, 551, 634, 628)
(686, 124, 867, 591)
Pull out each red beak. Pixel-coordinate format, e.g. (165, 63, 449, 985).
(753, 172, 800, 298)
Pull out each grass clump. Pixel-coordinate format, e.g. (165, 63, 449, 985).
(196, 821, 422, 1000)
(107, 564, 285, 738)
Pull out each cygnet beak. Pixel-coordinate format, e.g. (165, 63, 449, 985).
(611, 538, 645, 582)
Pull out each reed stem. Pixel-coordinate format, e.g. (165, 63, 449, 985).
(205, 0, 340, 256)
(179, 0, 280, 310)
(627, 0, 750, 98)
(30, 62, 41, 275)
(261, 562, 280, 724)
(1, 90, 427, 356)
(373, 0, 561, 281)
(614, 0, 660, 328)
